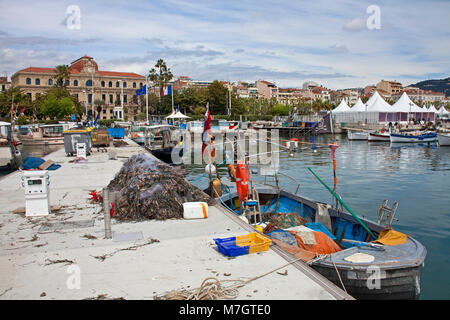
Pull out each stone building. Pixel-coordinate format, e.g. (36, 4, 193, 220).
(376, 80, 403, 95)
(10, 56, 146, 120)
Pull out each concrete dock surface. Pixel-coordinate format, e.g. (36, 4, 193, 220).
(0, 139, 351, 300)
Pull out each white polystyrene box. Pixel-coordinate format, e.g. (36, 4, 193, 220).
(183, 202, 208, 219)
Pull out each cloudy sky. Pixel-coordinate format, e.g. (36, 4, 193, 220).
(0, 0, 449, 89)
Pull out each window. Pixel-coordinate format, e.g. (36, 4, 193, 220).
(65, 80, 70, 86)
(102, 94, 106, 101)
(35, 78, 40, 85)
(116, 81, 119, 88)
(86, 80, 93, 87)
(103, 109, 106, 114)
(74, 94, 79, 100)
(27, 93, 32, 101)
(26, 78, 31, 85)
(88, 94, 92, 103)
(109, 94, 113, 104)
(109, 81, 112, 88)
(139, 82, 143, 88)
(124, 95, 127, 104)
(116, 94, 120, 103)
(74, 80, 78, 87)
(123, 82, 127, 88)
(133, 82, 136, 88)
(101, 81, 105, 87)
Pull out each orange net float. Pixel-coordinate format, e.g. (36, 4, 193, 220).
(227, 164, 236, 181)
(235, 161, 248, 202)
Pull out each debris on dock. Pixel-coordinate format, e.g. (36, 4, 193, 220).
(108, 154, 212, 221)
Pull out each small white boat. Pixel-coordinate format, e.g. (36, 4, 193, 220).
(390, 131, 438, 143)
(438, 133, 450, 146)
(368, 130, 390, 142)
(347, 129, 368, 140)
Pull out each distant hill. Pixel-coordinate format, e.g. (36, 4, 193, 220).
(410, 77, 450, 97)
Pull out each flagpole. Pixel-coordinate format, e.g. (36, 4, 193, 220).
(146, 75, 149, 124)
(171, 83, 174, 114)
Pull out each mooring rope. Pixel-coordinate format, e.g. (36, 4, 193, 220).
(162, 256, 304, 300)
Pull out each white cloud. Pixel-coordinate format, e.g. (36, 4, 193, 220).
(343, 18, 367, 32)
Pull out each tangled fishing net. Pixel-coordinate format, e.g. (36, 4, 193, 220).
(108, 154, 212, 221)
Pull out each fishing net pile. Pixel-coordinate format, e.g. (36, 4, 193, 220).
(108, 153, 212, 221)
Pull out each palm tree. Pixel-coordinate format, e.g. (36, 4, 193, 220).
(148, 59, 173, 100)
(53, 65, 71, 88)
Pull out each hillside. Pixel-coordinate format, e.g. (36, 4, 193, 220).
(411, 77, 450, 96)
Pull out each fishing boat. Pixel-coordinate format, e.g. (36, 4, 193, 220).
(437, 133, 450, 146)
(347, 129, 368, 141)
(144, 125, 184, 164)
(130, 125, 147, 145)
(18, 123, 74, 146)
(368, 129, 390, 142)
(200, 150, 427, 300)
(210, 174, 426, 300)
(0, 121, 22, 170)
(390, 131, 438, 143)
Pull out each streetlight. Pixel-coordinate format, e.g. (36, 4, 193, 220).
(145, 75, 149, 124)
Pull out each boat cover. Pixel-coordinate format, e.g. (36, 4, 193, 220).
(373, 228, 408, 246)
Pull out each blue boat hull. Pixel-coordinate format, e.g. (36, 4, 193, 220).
(390, 132, 437, 143)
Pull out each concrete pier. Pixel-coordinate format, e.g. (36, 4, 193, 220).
(0, 139, 352, 300)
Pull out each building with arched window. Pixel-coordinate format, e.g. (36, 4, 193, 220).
(11, 56, 146, 121)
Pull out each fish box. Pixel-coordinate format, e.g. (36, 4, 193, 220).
(214, 232, 272, 257)
(183, 202, 208, 219)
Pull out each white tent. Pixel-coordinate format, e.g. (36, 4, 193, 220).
(365, 91, 382, 108)
(366, 94, 392, 112)
(332, 99, 351, 112)
(350, 98, 367, 112)
(438, 107, 449, 115)
(166, 111, 191, 119)
(427, 104, 439, 114)
(392, 92, 422, 113)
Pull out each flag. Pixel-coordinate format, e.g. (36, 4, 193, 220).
(161, 84, 172, 97)
(71, 114, 76, 122)
(19, 106, 25, 116)
(94, 112, 100, 126)
(202, 102, 212, 156)
(136, 85, 147, 96)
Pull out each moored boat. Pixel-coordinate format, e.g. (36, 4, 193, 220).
(437, 133, 450, 146)
(212, 182, 426, 300)
(347, 129, 368, 141)
(390, 131, 437, 143)
(0, 121, 22, 170)
(368, 130, 390, 142)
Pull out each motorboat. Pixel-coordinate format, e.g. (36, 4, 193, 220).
(390, 131, 438, 143)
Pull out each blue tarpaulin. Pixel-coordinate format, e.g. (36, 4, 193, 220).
(21, 157, 61, 171)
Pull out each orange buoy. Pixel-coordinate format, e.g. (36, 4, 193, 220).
(235, 161, 248, 202)
(227, 164, 236, 181)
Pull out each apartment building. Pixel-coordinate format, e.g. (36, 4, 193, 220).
(376, 80, 403, 95)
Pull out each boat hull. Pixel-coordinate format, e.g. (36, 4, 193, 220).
(150, 147, 184, 164)
(368, 132, 390, 142)
(131, 136, 146, 145)
(390, 132, 438, 143)
(438, 133, 450, 146)
(311, 262, 424, 300)
(347, 130, 368, 140)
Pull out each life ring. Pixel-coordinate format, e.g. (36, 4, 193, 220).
(227, 164, 236, 181)
(380, 128, 385, 133)
(235, 161, 248, 202)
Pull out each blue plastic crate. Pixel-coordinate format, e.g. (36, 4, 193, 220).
(305, 222, 336, 240)
(214, 237, 249, 257)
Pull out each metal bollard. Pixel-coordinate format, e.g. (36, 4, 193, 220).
(103, 188, 112, 239)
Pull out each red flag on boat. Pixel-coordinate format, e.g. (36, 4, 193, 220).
(202, 102, 211, 156)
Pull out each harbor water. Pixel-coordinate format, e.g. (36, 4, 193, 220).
(185, 133, 450, 300)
